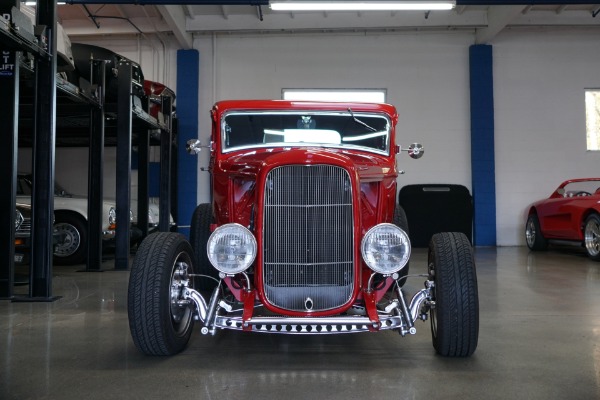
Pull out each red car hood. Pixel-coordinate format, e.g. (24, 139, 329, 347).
(217, 147, 396, 181)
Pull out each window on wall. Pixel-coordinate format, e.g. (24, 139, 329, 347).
(585, 90, 600, 150)
(282, 89, 386, 103)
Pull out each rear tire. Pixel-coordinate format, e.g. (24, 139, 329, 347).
(53, 212, 87, 265)
(190, 203, 219, 290)
(428, 232, 479, 357)
(128, 232, 196, 356)
(584, 214, 600, 261)
(393, 205, 410, 286)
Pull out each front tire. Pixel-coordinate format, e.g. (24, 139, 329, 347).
(525, 214, 548, 251)
(128, 232, 196, 356)
(53, 212, 87, 265)
(584, 214, 600, 261)
(428, 232, 479, 357)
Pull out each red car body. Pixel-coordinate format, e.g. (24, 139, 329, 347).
(210, 100, 399, 316)
(526, 178, 600, 258)
(127, 100, 479, 358)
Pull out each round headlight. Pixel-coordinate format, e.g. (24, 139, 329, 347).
(108, 207, 117, 226)
(361, 223, 411, 275)
(15, 209, 24, 230)
(207, 223, 257, 275)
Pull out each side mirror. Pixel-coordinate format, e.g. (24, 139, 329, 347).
(400, 143, 424, 159)
(186, 139, 203, 155)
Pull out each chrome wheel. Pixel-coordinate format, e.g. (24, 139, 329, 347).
(128, 232, 197, 355)
(525, 214, 547, 251)
(54, 222, 81, 257)
(584, 215, 600, 259)
(170, 257, 194, 336)
(525, 219, 536, 248)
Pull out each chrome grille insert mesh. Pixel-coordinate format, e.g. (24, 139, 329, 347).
(263, 165, 354, 312)
(16, 219, 32, 237)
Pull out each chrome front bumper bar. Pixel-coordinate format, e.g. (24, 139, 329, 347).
(183, 282, 434, 336)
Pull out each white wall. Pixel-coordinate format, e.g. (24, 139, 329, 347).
(194, 31, 474, 205)
(25, 28, 600, 246)
(493, 28, 600, 246)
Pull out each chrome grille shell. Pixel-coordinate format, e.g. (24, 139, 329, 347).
(262, 165, 354, 312)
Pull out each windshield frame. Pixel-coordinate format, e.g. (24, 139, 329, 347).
(220, 110, 392, 156)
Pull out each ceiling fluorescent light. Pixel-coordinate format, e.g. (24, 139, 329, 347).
(24, 1, 66, 5)
(270, 1, 455, 11)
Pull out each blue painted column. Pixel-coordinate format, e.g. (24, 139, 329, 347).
(177, 49, 199, 238)
(469, 44, 496, 246)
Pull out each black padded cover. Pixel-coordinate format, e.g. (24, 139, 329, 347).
(398, 184, 473, 247)
(69, 43, 145, 102)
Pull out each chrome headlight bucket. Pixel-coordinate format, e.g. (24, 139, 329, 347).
(15, 209, 24, 230)
(207, 223, 257, 275)
(108, 207, 117, 226)
(361, 223, 411, 275)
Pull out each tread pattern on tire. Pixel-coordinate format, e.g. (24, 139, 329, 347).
(128, 232, 194, 356)
(430, 232, 479, 357)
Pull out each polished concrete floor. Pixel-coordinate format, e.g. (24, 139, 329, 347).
(1, 246, 600, 400)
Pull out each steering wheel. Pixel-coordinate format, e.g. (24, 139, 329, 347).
(574, 191, 592, 197)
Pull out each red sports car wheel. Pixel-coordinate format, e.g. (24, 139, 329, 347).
(584, 214, 600, 261)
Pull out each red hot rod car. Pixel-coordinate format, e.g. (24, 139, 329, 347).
(525, 178, 600, 259)
(127, 100, 479, 357)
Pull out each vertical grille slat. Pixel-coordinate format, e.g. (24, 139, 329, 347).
(263, 165, 354, 312)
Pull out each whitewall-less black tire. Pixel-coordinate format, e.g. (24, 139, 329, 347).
(525, 214, 548, 251)
(428, 232, 479, 357)
(584, 214, 600, 261)
(190, 203, 220, 291)
(393, 205, 410, 286)
(128, 232, 196, 356)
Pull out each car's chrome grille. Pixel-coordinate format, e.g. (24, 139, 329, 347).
(16, 218, 32, 237)
(263, 165, 354, 312)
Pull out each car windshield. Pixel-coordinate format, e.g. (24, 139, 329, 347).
(17, 175, 72, 197)
(222, 111, 391, 155)
(560, 181, 600, 197)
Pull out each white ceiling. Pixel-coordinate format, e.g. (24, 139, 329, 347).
(54, 3, 600, 48)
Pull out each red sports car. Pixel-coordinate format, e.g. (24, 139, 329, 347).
(525, 178, 600, 260)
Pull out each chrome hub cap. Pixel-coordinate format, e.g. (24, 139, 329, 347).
(525, 219, 536, 248)
(585, 219, 600, 257)
(54, 223, 81, 257)
(170, 259, 193, 335)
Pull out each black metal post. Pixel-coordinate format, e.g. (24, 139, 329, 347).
(114, 60, 132, 270)
(0, 44, 19, 299)
(159, 95, 172, 232)
(28, 0, 58, 301)
(137, 129, 149, 239)
(86, 59, 106, 271)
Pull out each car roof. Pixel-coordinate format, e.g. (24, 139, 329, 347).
(212, 100, 398, 124)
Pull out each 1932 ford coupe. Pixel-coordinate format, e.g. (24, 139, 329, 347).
(127, 100, 479, 357)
